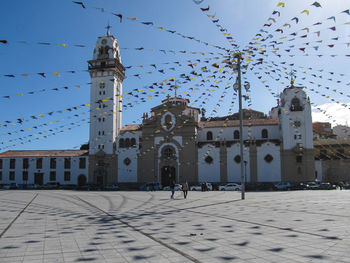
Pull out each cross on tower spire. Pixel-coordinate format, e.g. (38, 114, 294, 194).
(106, 23, 111, 36)
(290, 70, 296, 87)
(174, 79, 179, 97)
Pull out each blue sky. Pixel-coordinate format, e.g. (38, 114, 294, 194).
(0, 0, 349, 151)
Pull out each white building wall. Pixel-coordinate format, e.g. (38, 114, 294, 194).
(117, 149, 138, 182)
(0, 156, 88, 185)
(257, 142, 281, 182)
(117, 132, 139, 183)
(226, 144, 250, 182)
(89, 74, 116, 155)
(198, 125, 280, 142)
(198, 144, 220, 182)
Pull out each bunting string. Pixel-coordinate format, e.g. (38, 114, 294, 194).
(70, 1, 229, 52)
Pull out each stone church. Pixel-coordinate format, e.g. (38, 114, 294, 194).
(0, 33, 315, 187)
(87, 33, 315, 187)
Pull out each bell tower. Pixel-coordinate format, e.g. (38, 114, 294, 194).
(88, 29, 125, 185)
(279, 83, 314, 182)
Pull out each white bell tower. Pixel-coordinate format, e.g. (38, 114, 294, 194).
(88, 28, 125, 155)
(279, 80, 315, 182)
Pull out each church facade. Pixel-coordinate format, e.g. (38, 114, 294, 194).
(0, 33, 315, 187)
(87, 34, 315, 186)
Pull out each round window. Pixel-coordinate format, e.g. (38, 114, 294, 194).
(205, 156, 213, 164)
(234, 155, 241, 163)
(264, 154, 273, 163)
(124, 158, 131, 166)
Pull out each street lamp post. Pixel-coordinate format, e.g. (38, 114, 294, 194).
(234, 52, 246, 200)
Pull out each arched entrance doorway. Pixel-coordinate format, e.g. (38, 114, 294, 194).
(95, 166, 107, 186)
(159, 145, 178, 186)
(161, 166, 176, 187)
(78, 174, 87, 187)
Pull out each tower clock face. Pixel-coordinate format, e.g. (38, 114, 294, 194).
(293, 121, 301, 127)
(101, 39, 107, 45)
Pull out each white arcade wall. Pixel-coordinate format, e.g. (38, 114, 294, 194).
(256, 142, 281, 182)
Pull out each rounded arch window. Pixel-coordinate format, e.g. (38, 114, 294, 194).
(124, 158, 131, 166)
(205, 156, 213, 164)
(119, 139, 125, 148)
(234, 155, 241, 163)
(234, 130, 240, 140)
(125, 138, 130, 148)
(99, 81, 105, 89)
(291, 97, 302, 111)
(131, 138, 136, 147)
(162, 147, 175, 159)
(262, 129, 268, 139)
(207, 131, 213, 141)
(264, 154, 273, 163)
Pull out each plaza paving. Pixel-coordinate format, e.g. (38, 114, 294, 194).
(0, 189, 349, 263)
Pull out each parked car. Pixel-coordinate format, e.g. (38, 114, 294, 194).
(306, 182, 320, 190)
(206, 183, 213, 191)
(290, 182, 308, 190)
(245, 182, 276, 191)
(343, 182, 350, 189)
(318, 183, 337, 190)
(219, 183, 241, 191)
(139, 182, 162, 191)
(274, 182, 292, 191)
(43, 182, 60, 189)
(60, 184, 76, 190)
(23, 184, 38, 190)
(190, 185, 202, 191)
(83, 184, 101, 191)
(9, 183, 18, 189)
(103, 184, 120, 191)
(163, 184, 182, 191)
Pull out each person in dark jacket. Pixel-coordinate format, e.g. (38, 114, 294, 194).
(170, 180, 175, 199)
(182, 181, 189, 199)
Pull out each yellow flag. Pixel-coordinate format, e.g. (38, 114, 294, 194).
(59, 44, 67, 47)
(52, 72, 60, 76)
(301, 10, 310, 15)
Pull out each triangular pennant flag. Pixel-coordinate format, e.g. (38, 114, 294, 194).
(328, 16, 336, 22)
(311, 1, 322, 7)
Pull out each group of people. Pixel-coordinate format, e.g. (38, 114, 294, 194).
(169, 180, 189, 199)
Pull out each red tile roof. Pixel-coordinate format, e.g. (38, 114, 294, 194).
(199, 119, 278, 128)
(120, 124, 141, 132)
(0, 150, 88, 158)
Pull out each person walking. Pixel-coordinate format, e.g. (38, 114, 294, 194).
(170, 179, 175, 199)
(182, 181, 189, 199)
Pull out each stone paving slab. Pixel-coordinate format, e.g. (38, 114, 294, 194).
(0, 189, 349, 262)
